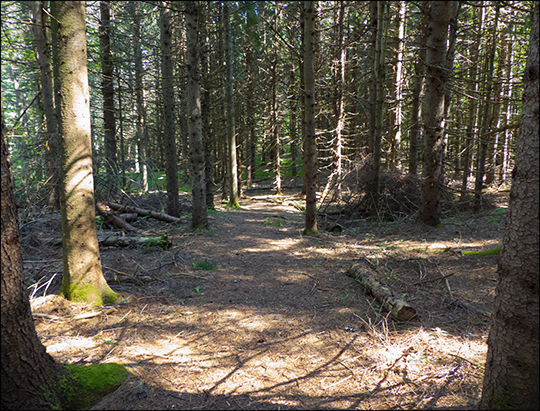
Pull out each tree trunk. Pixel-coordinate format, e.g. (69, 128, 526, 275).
(2, 94, 65, 411)
(186, 0, 208, 228)
(369, 1, 388, 218)
(474, 5, 500, 211)
(52, 1, 118, 305)
(388, 1, 406, 170)
(225, 1, 239, 208)
(419, 1, 451, 226)
(99, 1, 117, 188)
(479, 4, 539, 409)
(303, 1, 318, 235)
(30, 1, 60, 209)
(408, 2, 429, 176)
(131, 1, 148, 192)
(161, 1, 180, 217)
(460, 6, 483, 199)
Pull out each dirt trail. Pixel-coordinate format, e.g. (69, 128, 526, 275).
(28, 190, 502, 409)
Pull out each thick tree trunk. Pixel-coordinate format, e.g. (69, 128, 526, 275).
(303, 1, 318, 235)
(479, 4, 539, 409)
(52, 1, 118, 306)
(419, 1, 451, 226)
(186, 0, 208, 227)
(161, 1, 180, 217)
(2, 95, 65, 411)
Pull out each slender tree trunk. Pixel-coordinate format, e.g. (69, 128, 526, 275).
(479, 5, 539, 409)
(30, 1, 60, 209)
(409, 2, 429, 176)
(225, 1, 239, 207)
(52, 1, 118, 305)
(186, 0, 207, 228)
(200, 5, 214, 210)
(271, 54, 281, 194)
(474, 4, 499, 210)
(303, 1, 318, 235)
(460, 6, 483, 199)
(245, 35, 255, 187)
(161, 1, 180, 217)
(388, 1, 406, 170)
(419, 1, 451, 226)
(131, 1, 148, 192)
(99, 1, 117, 187)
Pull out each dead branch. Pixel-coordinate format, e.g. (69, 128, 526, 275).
(106, 202, 188, 224)
(96, 202, 140, 233)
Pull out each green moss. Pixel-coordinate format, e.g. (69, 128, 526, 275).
(61, 281, 120, 306)
(463, 246, 501, 257)
(62, 363, 128, 410)
(227, 200, 241, 209)
(303, 227, 319, 235)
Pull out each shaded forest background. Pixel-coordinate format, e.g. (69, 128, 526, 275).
(1, 1, 534, 217)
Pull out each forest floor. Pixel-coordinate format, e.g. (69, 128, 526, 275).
(22, 184, 508, 410)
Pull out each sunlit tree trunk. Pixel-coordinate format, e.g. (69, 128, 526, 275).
(224, 1, 239, 207)
(161, 1, 180, 217)
(460, 5, 483, 199)
(52, 1, 118, 305)
(99, 1, 117, 188)
(131, 1, 148, 192)
(479, 5, 539, 408)
(30, 1, 59, 209)
(2, 95, 65, 411)
(303, 1, 318, 235)
(186, 0, 207, 228)
(271, 54, 281, 194)
(388, 1, 406, 170)
(419, 1, 451, 226)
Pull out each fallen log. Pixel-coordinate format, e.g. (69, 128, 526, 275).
(96, 202, 140, 233)
(39, 234, 172, 249)
(345, 264, 417, 321)
(106, 202, 188, 224)
(97, 234, 172, 250)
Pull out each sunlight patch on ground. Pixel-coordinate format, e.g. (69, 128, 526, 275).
(46, 336, 97, 353)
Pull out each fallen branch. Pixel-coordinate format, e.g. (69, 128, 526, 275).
(106, 202, 188, 224)
(345, 264, 417, 321)
(96, 202, 140, 233)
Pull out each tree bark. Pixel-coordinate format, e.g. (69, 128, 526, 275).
(224, 1, 239, 208)
(161, 1, 180, 217)
(52, 1, 118, 305)
(30, 1, 60, 209)
(479, 4, 539, 409)
(419, 1, 451, 226)
(99, 1, 117, 185)
(186, 0, 208, 227)
(408, 1, 429, 176)
(303, 1, 318, 235)
(2, 94, 65, 411)
(345, 265, 416, 322)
